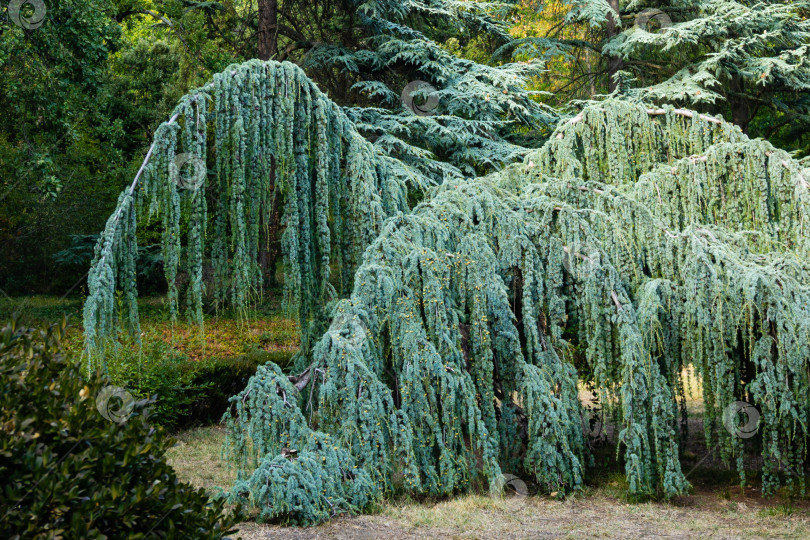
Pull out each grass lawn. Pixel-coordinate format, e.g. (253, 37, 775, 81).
(167, 423, 810, 539)
(0, 294, 299, 361)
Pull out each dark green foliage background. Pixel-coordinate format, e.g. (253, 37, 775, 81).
(107, 343, 295, 428)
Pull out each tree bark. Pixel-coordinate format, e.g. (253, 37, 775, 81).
(605, 0, 623, 93)
(258, 0, 278, 60)
(260, 157, 283, 290)
(729, 74, 752, 134)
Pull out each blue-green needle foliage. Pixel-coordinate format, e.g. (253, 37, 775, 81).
(226, 100, 809, 523)
(222, 363, 379, 524)
(84, 58, 810, 524)
(83, 60, 425, 369)
(522, 101, 809, 496)
(500, 0, 810, 151)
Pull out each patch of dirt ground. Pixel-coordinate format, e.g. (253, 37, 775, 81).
(233, 491, 810, 539)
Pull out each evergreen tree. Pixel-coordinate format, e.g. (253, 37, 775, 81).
(124, 0, 559, 176)
(224, 98, 810, 522)
(503, 0, 810, 153)
(82, 57, 810, 523)
(82, 59, 432, 366)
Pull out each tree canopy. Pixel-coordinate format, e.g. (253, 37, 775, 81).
(504, 0, 810, 152)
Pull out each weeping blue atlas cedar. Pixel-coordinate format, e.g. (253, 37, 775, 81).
(83, 61, 810, 524)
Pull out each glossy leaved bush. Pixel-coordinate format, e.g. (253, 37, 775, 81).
(0, 318, 242, 539)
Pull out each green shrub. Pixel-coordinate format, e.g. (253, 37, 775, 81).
(178, 350, 296, 429)
(0, 318, 243, 539)
(108, 340, 296, 429)
(106, 338, 204, 428)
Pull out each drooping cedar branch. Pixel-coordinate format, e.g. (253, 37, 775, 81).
(83, 60, 426, 368)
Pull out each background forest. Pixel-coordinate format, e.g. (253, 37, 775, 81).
(2, 0, 808, 296)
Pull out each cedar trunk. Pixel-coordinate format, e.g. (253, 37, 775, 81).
(258, 0, 278, 60)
